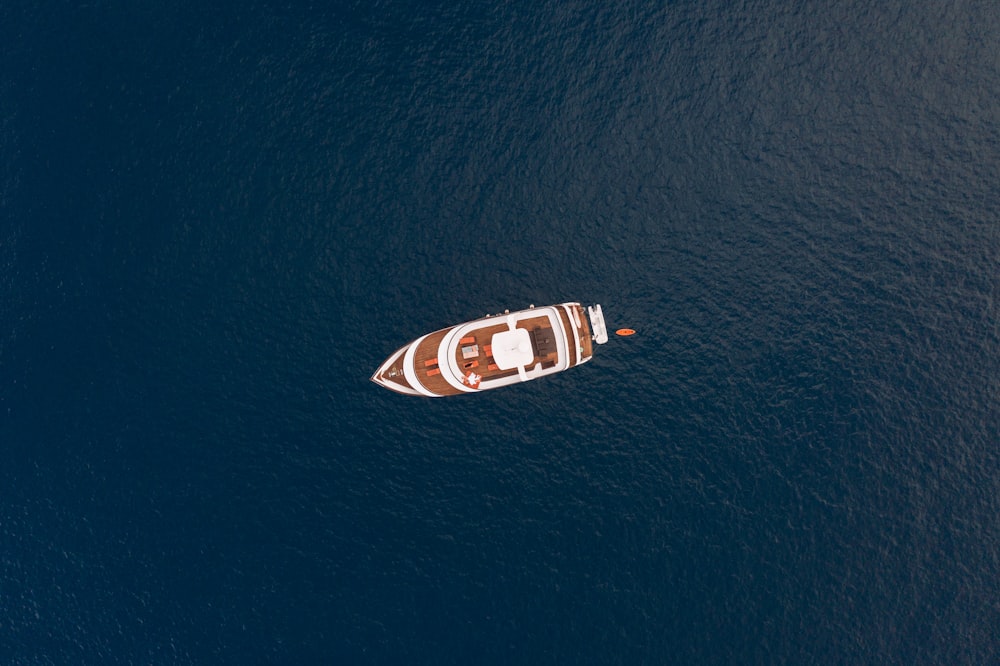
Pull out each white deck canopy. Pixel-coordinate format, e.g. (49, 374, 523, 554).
(490, 328, 533, 370)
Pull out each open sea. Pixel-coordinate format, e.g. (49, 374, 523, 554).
(2, 1, 998, 663)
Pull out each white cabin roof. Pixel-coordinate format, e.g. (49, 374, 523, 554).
(490, 328, 533, 370)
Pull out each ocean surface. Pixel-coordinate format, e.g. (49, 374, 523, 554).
(3, 1, 998, 663)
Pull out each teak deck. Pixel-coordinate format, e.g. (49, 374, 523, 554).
(414, 315, 559, 394)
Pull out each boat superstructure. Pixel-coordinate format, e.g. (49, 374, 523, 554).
(371, 302, 608, 396)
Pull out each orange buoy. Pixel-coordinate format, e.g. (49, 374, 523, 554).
(615, 328, 636, 336)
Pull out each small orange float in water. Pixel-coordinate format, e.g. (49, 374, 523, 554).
(615, 328, 636, 336)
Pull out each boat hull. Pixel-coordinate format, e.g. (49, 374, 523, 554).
(371, 302, 604, 397)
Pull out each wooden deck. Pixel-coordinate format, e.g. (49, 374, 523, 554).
(564, 303, 594, 362)
(412, 312, 576, 393)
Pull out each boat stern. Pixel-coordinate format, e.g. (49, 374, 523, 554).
(588, 304, 609, 344)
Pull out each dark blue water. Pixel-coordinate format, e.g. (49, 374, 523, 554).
(3, 2, 998, 663)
